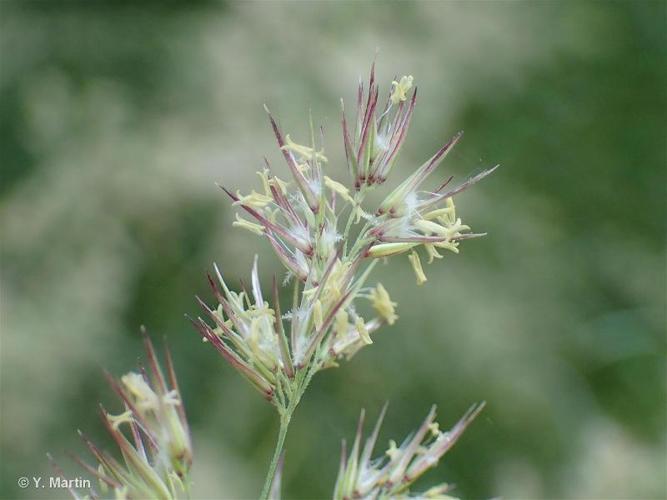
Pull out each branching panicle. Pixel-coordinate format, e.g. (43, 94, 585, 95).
(196, 65, 495, 499)
(198, 67, 496, 413)
(59, 64, 495, 500)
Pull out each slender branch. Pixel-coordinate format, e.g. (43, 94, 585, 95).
(342, 189, 368, 255)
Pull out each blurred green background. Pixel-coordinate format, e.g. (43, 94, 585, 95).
(1, 1, 665, 499)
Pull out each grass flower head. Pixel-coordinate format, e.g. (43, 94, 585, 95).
(63, 330, 192, 499)
(196, 64, 497, 413)
(55, 62, 495, 500)
(334, 403, 486, 499)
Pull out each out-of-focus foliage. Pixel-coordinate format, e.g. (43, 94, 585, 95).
(1, 1, 664, 499)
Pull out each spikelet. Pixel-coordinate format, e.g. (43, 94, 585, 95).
(334, 403, 485, 499)
(61, 329, 192, 499)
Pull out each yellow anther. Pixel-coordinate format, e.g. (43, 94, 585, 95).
(257, 169, 272, 196)
(370, 283, 398, 325)
(415, 219, 448, 236)
(424, 243, 443, 263)
(423, 207, 455, 220)
(234, 190, 273, 209)
(121, 372, 159, 411)
(390, 75, 414, 105)
(367, 242, 418, 258)
(268, 175, 289, 194)
(281, 134, 328, 162)
(232, 214, 264, 235)
(355, 316, 373, 345)
(442, 218, 470, 236)
(433, 241, 460, 254)
(334, 309, 349, 337)
(442, 197, 457, 224)
(324, 176, 354, 203)
(386, 439, 400, 460)
(408, 250, 427, 285)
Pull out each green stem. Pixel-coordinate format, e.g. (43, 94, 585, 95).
(259, 362, 320, 500)
(259, 408, 293, 500)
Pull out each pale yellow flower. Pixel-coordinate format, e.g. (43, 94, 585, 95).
(232, 214, 265, 235)
(370, 283, 398, 325)
(281, 134, 328, 162)
(355, 316, 373, 344)
(408, 250, 427, 285)
(424, 243, 443, 263)
(324, 175, 354, 203)
(367, 242, 419, 258)
(121, 372, 159, 411)
(386, 439, 400, 460)
(334, 309, 349, 337)
(234, 189, 273, 209)
(390, 75, 414, 104)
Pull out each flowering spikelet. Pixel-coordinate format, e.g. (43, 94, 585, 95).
(342, 65, 418, 188)
(333, 403, 485, 500)
(64, 329, 192, 499)
(200, 64, 496, 412)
